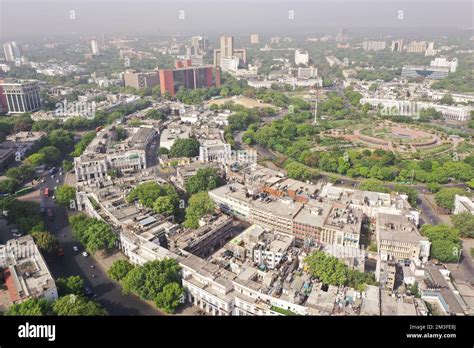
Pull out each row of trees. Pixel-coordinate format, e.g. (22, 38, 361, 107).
(68, 214, 117, 254)
(108, 259, 184, 314)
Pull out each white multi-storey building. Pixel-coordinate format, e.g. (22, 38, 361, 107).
(294, 49, 309, 66)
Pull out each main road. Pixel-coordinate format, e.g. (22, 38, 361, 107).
(14, 169, 161, 315)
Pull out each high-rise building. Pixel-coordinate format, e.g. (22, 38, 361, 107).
(123, 70, 160, 89)
(191, 36, 209, 52)
(0, 79, 41, 114)
(159, 64, 220, 96)
(220, 35, 234, 58)
(335, 29, 349, 43)
(294, 49, 309, 66)
(362, 41, 386, 51)
(213, 35, 247, 70)
(91, 39, 100, 55)
(406, 41, 427, 53)
(391, 39, 404, 52)
(250, 34, 260, 44)
(3, 42, 22, 62)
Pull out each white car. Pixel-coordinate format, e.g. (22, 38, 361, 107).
(73, 246, 79, 252)
(56, 179, 60, 184)
(82, 251, 89, 257)
(54, 186, 57, 190)
(59, 172, 63, 176)
(51, 175, 55, 179)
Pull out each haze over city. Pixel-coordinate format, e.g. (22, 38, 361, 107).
(0, 0, 472, 346)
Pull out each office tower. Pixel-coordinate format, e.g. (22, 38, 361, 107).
(391, 40, 404, 52)
(123, 70, 160, 89)
(295, 49, 309, 66)
(270, 37, 281, 44)
(191, 36, 209, 52)
(3, 42, 22, 62)
(362, 41, 386, 51)
(213, 35, 246, 69)
(91, 39, 100, 55)
(159, 64, 220, 96)
(250, 34, 260, 44)
(0, 79, 42, 114)
(220, 35, 234, 59)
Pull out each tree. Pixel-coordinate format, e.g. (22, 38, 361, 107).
(155, 282, 184, 314)
(56, 276, 86, 296)
(359, 179, 389, 193)
(435, 188, 466, 211)
(52, 294, 107, 316)
(47, 129, 75, 150)
(26, 152, 46, 166)
(127, 182, 179, 213)
(451, 212, 474, 238)
(420, 224, 461, 263)
(185, 167, 223, 194)
(153, 196, 176, 215)
(6, 164, 34, 183)
(108, 260, 134, 282)
(304, 251, 348, 286)
(122, 259, 182, 301)
(69, 214, 117, 253)
(38, 146, 61, 165)
(0, 178, 18, 194)
(6, 298, 52, 316)
(55, 185, 76, 207)
(184, 192, 215, 229)
(30, 231, 59, 254)
(85, 222, 117, 253)
(284, 161, 319, 181)
(168, 138, 200, 158)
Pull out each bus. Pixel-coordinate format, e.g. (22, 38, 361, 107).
(46, 208, 54, 220)
(43, 188, 50, 198)
(14, 187, 34, 197)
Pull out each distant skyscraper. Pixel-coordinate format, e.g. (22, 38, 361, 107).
(220, 35, 234, 59)
(213, 35, 246, 69)
(191, 36, 209, 52)
(91, 39, 100, 55)
(3, 42, 22, 62)
(250, 34, 260, 44)
(391, 40, 404, 52)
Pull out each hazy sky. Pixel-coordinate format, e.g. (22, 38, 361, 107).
(1, 0, 473, 40)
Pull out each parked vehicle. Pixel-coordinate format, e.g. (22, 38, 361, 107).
(46, 208, 54, 220)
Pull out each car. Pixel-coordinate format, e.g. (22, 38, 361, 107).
(41, 179, 46, 183)
(52, 195, 55, 200)
(54, 186, 57, 190)
(85, 287, 96, 298)
(82, 251, 89, 257)
(51, 175, 55, 179)
(73, 246, 79, 252)
(56, 180, 60, 184)
(59, 172, 63, 176)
